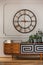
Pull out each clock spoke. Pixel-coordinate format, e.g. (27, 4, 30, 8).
(19, 12, 21, 15)
(24, 23, 25, 28)
(18, 20, 31, 22)
(16, 24, 19, 28)
(14, 20, 19, 22)
(19, 27, 22, 31)
(16, 16, 18, 18)
(24, 11, 26, 27)
(32, 20, 35, 22)
(24, 10, 26, 15)
(28, 27, 31, 31)
(30, 23, 34, 27)
(31, 24, 34, 27)
(31, 15, 34, 18)
(24, 29, 26, 32)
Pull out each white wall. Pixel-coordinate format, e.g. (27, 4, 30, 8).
(0, 0, 43, 57)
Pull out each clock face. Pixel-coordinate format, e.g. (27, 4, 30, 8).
(13, 9, 37, 33)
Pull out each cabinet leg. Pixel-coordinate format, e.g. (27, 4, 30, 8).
(40, 53, 42, 60)
(12, 55, 13, 60)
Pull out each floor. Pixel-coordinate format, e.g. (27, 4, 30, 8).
(0, 57, 43, 65)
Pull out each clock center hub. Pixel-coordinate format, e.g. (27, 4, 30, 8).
(19, 15, 31, 28)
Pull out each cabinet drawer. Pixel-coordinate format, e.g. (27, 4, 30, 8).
(35, 44, 43, 53)
(21, 44, 34, 54)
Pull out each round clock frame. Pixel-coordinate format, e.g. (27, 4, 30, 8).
(13, 9, 37, 33)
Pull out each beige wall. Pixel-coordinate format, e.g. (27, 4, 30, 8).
(0, 0, 43, 57)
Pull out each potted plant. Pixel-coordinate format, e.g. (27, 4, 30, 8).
(29, 35, 34, 43)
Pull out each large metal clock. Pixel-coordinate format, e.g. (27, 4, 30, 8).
(13, 9, 37, 33)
